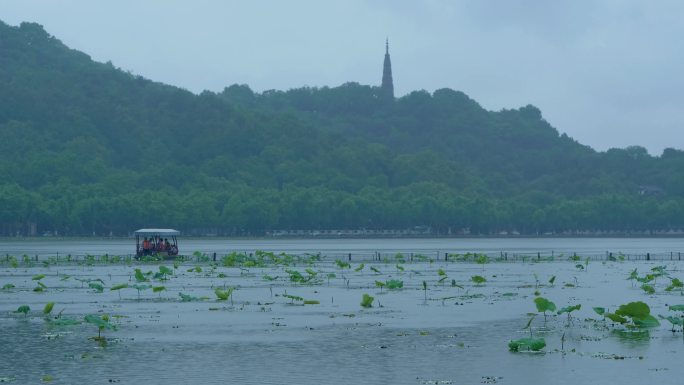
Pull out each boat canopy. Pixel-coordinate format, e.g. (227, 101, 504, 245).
(134, 228, 181, 236)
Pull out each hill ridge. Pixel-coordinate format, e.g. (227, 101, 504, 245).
(1, 20, 683, 236)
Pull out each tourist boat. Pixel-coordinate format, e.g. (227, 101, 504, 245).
(134, 228, 180, 258)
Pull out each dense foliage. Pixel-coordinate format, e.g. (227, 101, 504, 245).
(1, 21, 683, 236)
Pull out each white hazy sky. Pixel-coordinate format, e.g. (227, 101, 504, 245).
(3, 0, 683, 154)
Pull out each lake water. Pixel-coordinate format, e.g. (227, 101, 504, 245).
(1, 237, 683, 259)
(2, 239, 684, 384)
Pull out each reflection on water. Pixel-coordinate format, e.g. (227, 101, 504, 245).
(611, 329, 651, 345)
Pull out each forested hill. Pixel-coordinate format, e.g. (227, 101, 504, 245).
(1, 21, 684, 236)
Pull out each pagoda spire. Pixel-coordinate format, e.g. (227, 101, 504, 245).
(381, 38, 394, 99)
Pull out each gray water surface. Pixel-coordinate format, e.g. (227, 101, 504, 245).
(1, 244, 684, 384)
(1, 237, 683, 258)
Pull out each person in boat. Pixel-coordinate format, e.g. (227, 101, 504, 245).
(142, 237, 150, 256)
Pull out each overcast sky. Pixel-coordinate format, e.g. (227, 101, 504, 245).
(3, 0, 682, 154)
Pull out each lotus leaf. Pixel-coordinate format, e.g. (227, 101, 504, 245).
(361, 293, 374, 308)
(557, 304, 581, 315)
(631, 315, 660, 328)
(283, 294, 303, 302)
(534, 297, 556, 313)
(508, 337, 546, 352)
(15, 305, 30, 315)
(88, 283, 104, 293)
(43, 302, 54, 315)
(84, 314, 116, 337)
(659, 315, 684, 326)
(215, 287, 234, 301)
(665, 278, 683, 292)
(615, 301, 650, 319)
(471, 275, 487, 284)
(49, 318, 81, 326)
(179, 292, 199, 302)
(134, 269, 148, 282)
(640, 284, 655, 294)
(605, 312, 628, 324)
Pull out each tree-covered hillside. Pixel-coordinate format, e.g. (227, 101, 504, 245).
(1, 21, 683, 236)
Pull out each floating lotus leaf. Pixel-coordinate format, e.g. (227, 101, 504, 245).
(110, 283, 128, 291)
(669, 304, 684, 311)
(471, 275, 487, 284)
(659, 315, 684, 326)
(557, 304, 581, 315)
(386, 280, 403, 289)
(178, 292, 199, 302)
(49, 318, 81, 326)
(593, 307, 606, 316)
(282, 294, 303, 302)
(88, 283, 104, 293)
(15, 305, 30, 315)
(84, 314, 116, 331)
(508, 337, 546, 352)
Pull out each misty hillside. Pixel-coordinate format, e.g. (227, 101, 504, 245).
(1, 21, 684, 236)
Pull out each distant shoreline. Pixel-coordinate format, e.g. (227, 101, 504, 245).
(2, 233, 684, 241)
